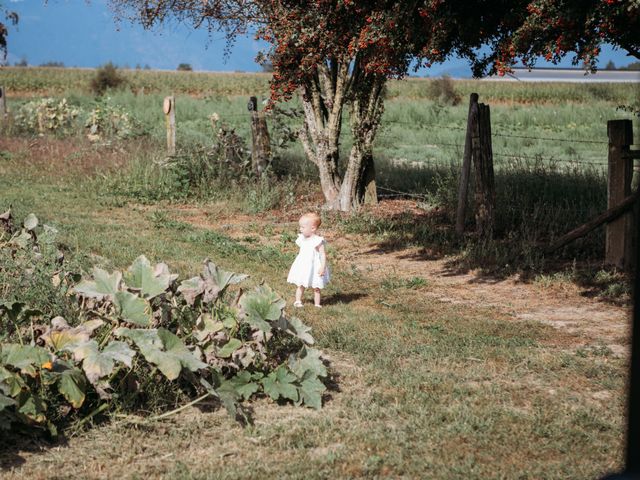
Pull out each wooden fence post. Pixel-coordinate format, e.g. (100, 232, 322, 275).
(0, 86, 7, 120)
(163, 96, 176, 156)
(248, 96, 271, 176)
(455, 93, 479, 235)
(475, 103, 496, 238)
(606, 119, 634, 269)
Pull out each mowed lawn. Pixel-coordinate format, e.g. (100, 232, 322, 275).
(0, 137, 628, 479)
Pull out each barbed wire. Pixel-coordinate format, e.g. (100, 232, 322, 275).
(380, 139, 607, 166)
(377, 186, 430, 199)
(382, 118, 609, 145)
(491, 131, 607, 144)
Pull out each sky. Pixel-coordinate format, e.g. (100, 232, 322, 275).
(5, 0, 638, 77)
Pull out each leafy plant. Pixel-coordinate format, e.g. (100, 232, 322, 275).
(85, 97, 139, 140)
(14, 98, 80, 135)
(1, 212, 330, 436)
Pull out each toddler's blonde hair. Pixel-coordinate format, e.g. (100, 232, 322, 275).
(300, 212, 321, 228)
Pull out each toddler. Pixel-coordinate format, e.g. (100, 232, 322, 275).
(287, 212, 330, 307)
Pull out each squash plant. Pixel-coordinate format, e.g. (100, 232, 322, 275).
(0, 211, 329, 435)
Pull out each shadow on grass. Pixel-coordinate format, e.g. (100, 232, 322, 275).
(321, 292, 368, 306)
(335, 159, 631, 302)
(0, 432, 67, 472)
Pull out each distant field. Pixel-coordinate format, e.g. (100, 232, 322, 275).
(1, 66, 638, 210)
(1, 66, 639, 104)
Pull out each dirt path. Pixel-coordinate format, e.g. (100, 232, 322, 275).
(170, 202, 631, 357)
(342, 241, 630, 355)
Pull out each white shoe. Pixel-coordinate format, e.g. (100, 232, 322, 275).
(294, 301, 303, 308)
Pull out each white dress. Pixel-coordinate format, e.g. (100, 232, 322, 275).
(287, 234, 330, 289)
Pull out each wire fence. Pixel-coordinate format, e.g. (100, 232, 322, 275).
(214, 109, 624, 199)
(377, 117, 616, 168)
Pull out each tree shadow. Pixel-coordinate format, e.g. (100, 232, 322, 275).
(343, 182, 631, 305)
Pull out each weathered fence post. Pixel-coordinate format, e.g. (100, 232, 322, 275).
(248, 96, 271, 176)
(606, 119, 634, 269)
(475, 103, 495, 238)
(455, 93, 479, 235)
(0, 86, 7, 120)
(163, 96, 176, 156)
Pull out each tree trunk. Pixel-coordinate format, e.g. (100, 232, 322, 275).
(297, 60, 348, 205)
(297, 63, 384, 212)
(359, 153, 377, 205)
(335, 75, 384, 212)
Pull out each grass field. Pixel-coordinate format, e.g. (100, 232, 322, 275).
(0, 68, 635, 478)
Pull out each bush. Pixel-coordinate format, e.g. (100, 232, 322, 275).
(90, 62, 126, 96)
(427, 75, 461, 106)
(177, 63, 193, 71)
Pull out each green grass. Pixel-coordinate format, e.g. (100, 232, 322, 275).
(0, 73, 632, 477)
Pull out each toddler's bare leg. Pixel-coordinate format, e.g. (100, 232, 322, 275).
(295, 286, 305, 304)
(314, 288, 321, 307)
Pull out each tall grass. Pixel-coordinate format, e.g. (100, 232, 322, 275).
(3, 68, 637, 271)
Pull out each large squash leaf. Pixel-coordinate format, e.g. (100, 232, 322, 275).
(16, 391, 47, 423)
(57, 367, 87, 408)
(178, 261, 247, 306)
(0, 365, 26, 396)
(284, 316, 315, 345)
(288, 347, 327, 379)
(74, 267, 121, 300)
(0, 344, 51, 377)
(201, 261, 247, 303)
(114, 291, 151, 326)
(116, 328, 206, 380)
(177, 276, 205, 306)
(297, 371, 326, 410)
(41, 318, 104, 352)
(261, 365, 298, 402)
(0, 393, 15, 411)
(227, 371, 262, 401)
(123, 255, 176, 299)
(239, 285, 285, 333)
(71, 340, 135, 384)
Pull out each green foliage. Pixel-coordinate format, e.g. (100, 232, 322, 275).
(85, 97, 139, 140)
(0, 210, 80, 325)
(13, 98, 80, 135)
(90, 62, 126, 96)
(0, 212, 330, 435)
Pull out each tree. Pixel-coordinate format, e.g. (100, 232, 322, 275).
(110, 0, 497, 211)
(470, 0, 640, 76)
(109, 0, 639, 211)
(622, 61, 640, 71)
(605, 60, 616, 70)
(177, 63, 193, 71)
(0, 4, 18, 60)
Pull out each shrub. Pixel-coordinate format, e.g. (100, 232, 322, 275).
(90, 62, 126, 96)
(427, 75, 461, 106)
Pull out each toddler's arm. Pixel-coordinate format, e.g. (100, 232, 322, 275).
(316, 242, 327, 276)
